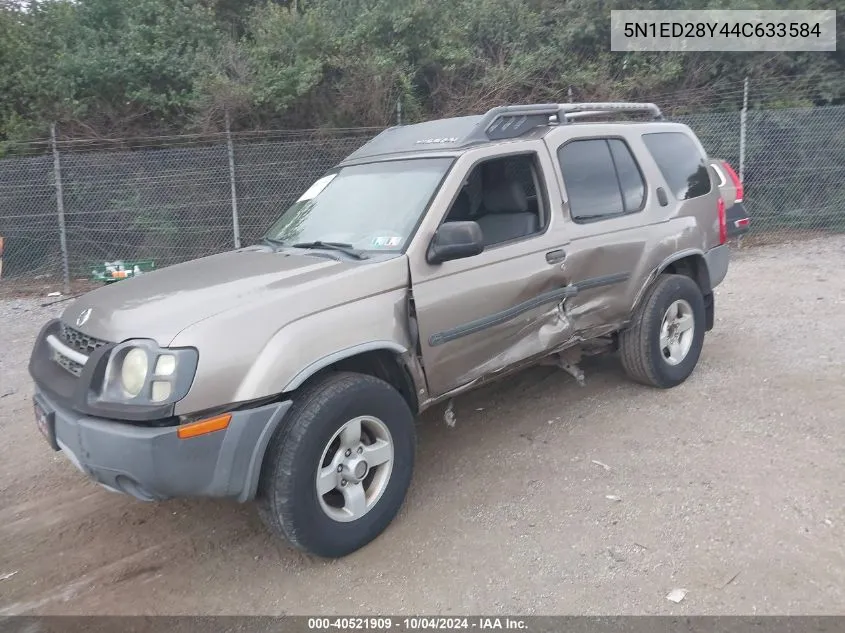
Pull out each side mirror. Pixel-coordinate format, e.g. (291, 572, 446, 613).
(426, 221, 484, 265)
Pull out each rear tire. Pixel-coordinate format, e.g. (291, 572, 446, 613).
(619, 273, 705, 388)
(257, 372, 416, 558)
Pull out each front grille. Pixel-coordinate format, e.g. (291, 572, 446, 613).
(48, 323, 111, 378)
(60, 323, 109, 356)
(53, 350, 84, 377)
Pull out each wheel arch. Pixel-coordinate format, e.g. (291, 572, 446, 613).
(658, 251, 712, 295)
(632, 250, 714, 331)
(283, 343, 421, 414)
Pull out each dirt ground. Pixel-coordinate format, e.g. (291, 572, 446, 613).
(1, 236, 844, 616)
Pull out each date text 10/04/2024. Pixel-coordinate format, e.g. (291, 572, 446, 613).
(623, 21, 822, 39)
(307, 617, 528, 630)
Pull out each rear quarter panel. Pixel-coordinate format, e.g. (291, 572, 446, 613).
(630, 124, 723, 306)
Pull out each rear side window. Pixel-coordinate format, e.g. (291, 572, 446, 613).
(557, 138, 645, 221)
(608, 139, 645, 212)
(642, 132, 711, 200)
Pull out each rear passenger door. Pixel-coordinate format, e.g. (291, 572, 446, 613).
(544, 131, 659, 336)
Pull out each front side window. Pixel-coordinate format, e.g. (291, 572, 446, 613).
(264, 157, 453, 252)
(641, 132, 711, 200)
(441, 153, 548, 247)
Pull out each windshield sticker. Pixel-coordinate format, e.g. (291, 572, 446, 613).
(371, 236, 403, 248)
(297, 173, 337, 202)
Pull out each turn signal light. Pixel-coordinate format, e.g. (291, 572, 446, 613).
(177, 413, 232, 439)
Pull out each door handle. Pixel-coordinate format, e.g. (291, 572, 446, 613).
(546, 249, 567, 264)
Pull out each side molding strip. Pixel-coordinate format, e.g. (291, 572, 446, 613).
(574, 272, 631, 292)
(428, 272, 630, 347)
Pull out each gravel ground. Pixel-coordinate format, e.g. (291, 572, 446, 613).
(1, 236, 844, 616)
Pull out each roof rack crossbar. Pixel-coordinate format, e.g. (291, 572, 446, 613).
(465, 101, 664, 143)
(556, 102, 663, 122)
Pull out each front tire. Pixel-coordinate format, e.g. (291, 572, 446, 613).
(619, 273, 706, 388)
(257, 372, 416, 558)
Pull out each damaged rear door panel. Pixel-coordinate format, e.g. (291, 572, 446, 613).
(543, 125, 721, 335)
(543, 131, 658, 337)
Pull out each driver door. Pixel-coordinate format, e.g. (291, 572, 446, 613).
(407, 142, 574, 397)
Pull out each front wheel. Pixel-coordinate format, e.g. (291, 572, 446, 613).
(619, 273, 706, 388)
(257, 372, 416, 558)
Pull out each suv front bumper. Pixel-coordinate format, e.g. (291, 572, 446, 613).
(33, 389, 291, 503)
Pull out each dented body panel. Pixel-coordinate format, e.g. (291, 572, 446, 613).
(407, 140, 577, 396)
(542, 122, 720, 334)
(407, 121, 725, 399)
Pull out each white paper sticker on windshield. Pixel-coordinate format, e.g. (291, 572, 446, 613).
(297, 173, 337, 202)
(372, 236, 402, 248)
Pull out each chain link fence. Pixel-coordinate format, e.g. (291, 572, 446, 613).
(2, 104, 845, 286)
(0, 129, 378, 286)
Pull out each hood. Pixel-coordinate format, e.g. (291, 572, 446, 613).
(61, 247, 362, 345)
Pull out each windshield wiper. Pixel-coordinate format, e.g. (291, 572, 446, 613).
(291, 241, 369, 260)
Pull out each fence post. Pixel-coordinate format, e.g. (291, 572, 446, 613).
(739, 76, 748, 183)
(225, 109, 242, 249)
(396, 97, 403, 126)
(50, 123, 71, 294)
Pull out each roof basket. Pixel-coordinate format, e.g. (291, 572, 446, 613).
(466, 102, 664, 143)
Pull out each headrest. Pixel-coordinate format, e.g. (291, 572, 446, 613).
(483, 180, 528, 214)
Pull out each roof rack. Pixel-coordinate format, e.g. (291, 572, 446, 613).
(467, 102, 663, 143)
(557, 102, 663, 121)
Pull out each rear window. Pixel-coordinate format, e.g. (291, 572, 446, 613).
(642, 132, 711, 200)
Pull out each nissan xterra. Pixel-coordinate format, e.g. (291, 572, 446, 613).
(29, 102, 735, 557)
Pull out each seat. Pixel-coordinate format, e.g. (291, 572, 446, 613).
(476, 180, 538, 246)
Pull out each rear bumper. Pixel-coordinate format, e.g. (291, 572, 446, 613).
(704, 243, 730, 289)
(34, 389, 291, 503)
(726, 201, 750, 238)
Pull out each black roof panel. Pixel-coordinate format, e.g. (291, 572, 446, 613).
(342, 115, 485, 163)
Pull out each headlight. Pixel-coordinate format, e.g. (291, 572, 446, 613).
(95, 340, 198, 407)
(121, 348, 149, 397)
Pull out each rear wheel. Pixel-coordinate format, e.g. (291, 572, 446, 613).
(619, 273, 706, 388)
(257, 372, 416, 558)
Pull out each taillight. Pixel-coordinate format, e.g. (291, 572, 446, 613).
(717, 197, 727, 245)
(721, 161, 743, 202)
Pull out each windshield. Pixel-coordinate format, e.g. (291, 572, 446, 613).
(263, 157, 454, 252)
